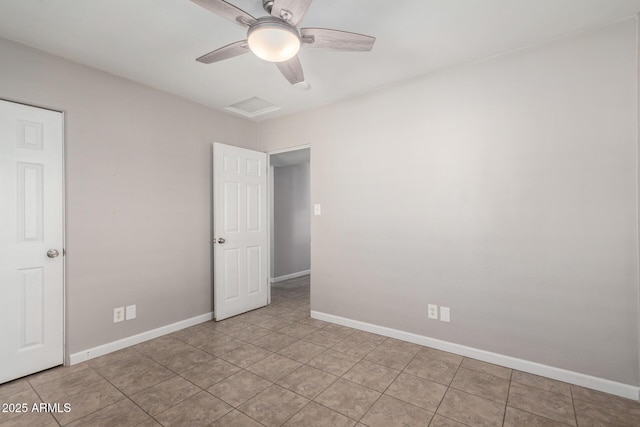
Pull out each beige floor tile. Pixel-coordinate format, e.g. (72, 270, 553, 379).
(437, 388, 505, 426)
(348, 331, 387, 346)
(256, 316, 293, 331)
(219, 344, 272, 368)
(277, 299, 308, 310)
(235, 310, 274, 325)
(378, 338, 422, 355)
(196, 334, 245, 356)
(210, 409, 264, 427)
(27, 363, 90, 387)
(0, 411, 58, 427)
(460, 358, 512, 380)
(418, 347, 464, 366)
(332, 338, 379, 358)
(262, 304, 294, 317)
(31, 367, 104, 401)
(254, 332, 299, 352)
(0, 378, 31, 399)
(504, 406, 571, 426)
(51, 379, 125, 425)
(86, 347, 140, 369)
(280, 309, 311, 321)
(130, 376, 200, 415)
(137, 419, 163, 427)
(343, 360, 400, 393)
(278, 322, 321, 339)
(67, 398, 152, 427)
(405, 354, 459, 386)
(0, 388, 41, 424)
(315, 378, 381, 420)
(179, 358, 241, 388)
(208, 319, 252, 334)
(429, 415, 469, 426)
(134, 336, 192, 359)
(304, 328, 349, 347)
(573, 397, 639, 427)
(571, 385, 640, 417)
(155, 346, 215, 373)
(170, 327, 224, 347)
(207, 370, 272, 407)
(155, 391, 232, 427)
(450, 367, 510, 403)
(511, 371, 571, 397)
(238, 385, 309, 427)
(91, 351, 157, 380)
(385, 372, 447, 412)
(228, 325, 272, 342)
(277, 365, 339, 399)
(278, 340, 326, 363)
(246, 353, 302, 382)
(361, 394, 434, 427)
(508, 382, 576, 426)
(297, 317, 330, 328)
(364, 345, 414, 370)
(284, 402, 356, 427)
(109, 363, 175, 396)
(307, 349, 361, 376)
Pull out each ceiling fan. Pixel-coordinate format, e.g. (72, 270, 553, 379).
(191, 0, 376, 85)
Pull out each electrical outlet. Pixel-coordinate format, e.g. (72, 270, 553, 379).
(314, 204, 322, 215)
(126, 304, 136, 320)
(113, 307, 124, 323)
(440, 306, 451, 323)
(428, 304, 438, 320)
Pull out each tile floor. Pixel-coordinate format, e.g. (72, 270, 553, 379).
(1, 275, 639, 426)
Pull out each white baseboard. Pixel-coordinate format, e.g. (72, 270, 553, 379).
(310, 310, 640, 401)
(68, 312, 213, 365)
(271, 270, 311, 283)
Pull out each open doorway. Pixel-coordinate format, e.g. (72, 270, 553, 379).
(268, 146, 310, 309)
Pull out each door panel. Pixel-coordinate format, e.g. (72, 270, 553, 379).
(213, 143, 267, 320)
(0, 100, 64, 384)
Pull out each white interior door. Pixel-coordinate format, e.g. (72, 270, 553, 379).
(0, 100, 64, 384)
(213, 142, 268, 320)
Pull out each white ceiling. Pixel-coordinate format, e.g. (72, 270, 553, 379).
(1, 0, 639, 121)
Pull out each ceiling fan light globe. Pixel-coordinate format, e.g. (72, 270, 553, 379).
(247, 23, 300, 62)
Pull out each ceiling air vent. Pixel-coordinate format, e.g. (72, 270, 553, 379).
(225, 96, 280, 118)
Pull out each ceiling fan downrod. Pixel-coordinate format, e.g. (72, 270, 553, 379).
(262, 0, 274, 14)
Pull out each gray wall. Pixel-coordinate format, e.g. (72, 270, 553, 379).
(273, 163, 311, 278)
(0, 38, 259, 355)
(259, 19, 640, 385)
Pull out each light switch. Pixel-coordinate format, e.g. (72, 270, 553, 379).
(314, 204, 321, 216)
(440, 307, 450, 323)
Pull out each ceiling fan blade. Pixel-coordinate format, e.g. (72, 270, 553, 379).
(271, 0, 314, 27)
(276, 56, 305, 84)
(196, 40, 249, 64)
(191, 0, 257, 27)
(300, 28, 375, 51)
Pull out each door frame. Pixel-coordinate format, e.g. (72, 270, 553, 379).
(1, 97, 67, 368)
(266, 144, 311, 304)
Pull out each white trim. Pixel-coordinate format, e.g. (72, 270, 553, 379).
(267, 144, 311, 156)
(69, 312, 213, 365)
(311, 310, 640, 401)
(272, 270, 311, 283)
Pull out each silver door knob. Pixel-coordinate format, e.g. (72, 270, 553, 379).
(47, 249, 60, 258)
(217, 238, 226, 244)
